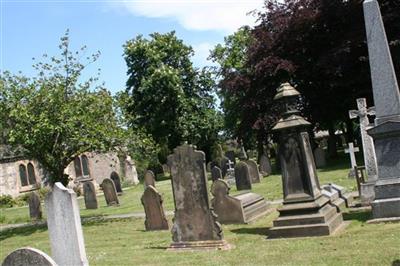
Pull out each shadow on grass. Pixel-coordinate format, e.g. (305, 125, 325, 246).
(145, 246, 168, 250)
(342, 210, 371, 222)
(230, 227, 270, 236)
(0, 224, 47, 241)
(392, 259, 400, 266)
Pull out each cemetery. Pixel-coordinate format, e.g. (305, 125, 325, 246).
(1, 0, 400, 265)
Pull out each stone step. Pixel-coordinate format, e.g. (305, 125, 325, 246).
(243, 201, 269, 222)
(273, 204, 337, 227)
(236, 193, 264, 207)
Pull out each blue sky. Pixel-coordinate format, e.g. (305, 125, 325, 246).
(1, 0, 263, 94)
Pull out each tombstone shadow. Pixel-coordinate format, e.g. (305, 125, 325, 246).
(0, 224, 47, 241)
(342, 210, 371, 222)
(392, 259, 400, 266)
(230, 226, 271, 236)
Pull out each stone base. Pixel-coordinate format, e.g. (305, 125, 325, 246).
(367, 216, 400, 224)
(167, 240, 232, 251)
(371, 178, 400, 219)
(360, 182, 376, 206)
(268, 197, 345, 238)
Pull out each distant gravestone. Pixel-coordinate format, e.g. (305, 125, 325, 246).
(101, 178, 119, 206)
(28, 191, 42, 221)
(144, 170, 156, 188)
(1, 247, 57, 266)
(141, 185, 169, 231)
(225, 150, 235, 166)
(206, 162, 212, 172)
(234, 161, 252, 190)
(45, 183, 88, 266)
(167, 144, 230, 250)
(110, 171, 123, 195)
(345, 143, 360, 177)
(211, 166, 223, 182)
(258, 153, 272, 176)
(313, 147, 327, 168)
(238, 146, 248, 160)
(220, 156, 230, 177)
(245, 159, 261, 183)
(82, 181, 98, 209)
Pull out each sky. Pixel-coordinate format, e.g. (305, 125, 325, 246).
(1, 0, 264, 94)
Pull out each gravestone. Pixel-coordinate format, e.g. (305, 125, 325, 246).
(349, 98, 378, 205)
(101, 178, 119, 206)
(206, 161, 212, 172)
(225, 150, 235, 166)
(141, 185, 169, 231)
(238, 146, 247, 160)
(234, 161, 252, 191)
(45, 183, 88, 266)
(211, 166, 223, 182)
(2, 247, 57, 266)
(219, 156, 230, 177)
(313, 147, 327, 168)
(225, 160, 236, 186)
(83, 181, 98, 209)
(344, 143, 359, 177)
(110, 171, 123, 195)
(364, 0, 400, 220)
(245, 159, 261, 183)
(28, 191, 42, 221)
(144, 170, 156, 188)
(167, 144, 230, 250)
(258, 153, 272, 176)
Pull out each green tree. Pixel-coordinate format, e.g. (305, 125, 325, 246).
(0, 31, 120, 185)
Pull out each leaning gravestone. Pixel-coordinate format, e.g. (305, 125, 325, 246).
(141, 185, 169, 231)
(28, 191, 42, 221)
(83, 181, 98, 209)
(313, 147, 327, 168)
(167, 144, 230, 250)
(259, 153, 272, 176)
(211, 166, 223, 182)
(245, 159, 261, 183)
(234, 161, 252, 191)
(45, 183, 88, 266)
(1, 247, 57, 266)
(101, 178, 119, 206)
(144, 170, 156, 188)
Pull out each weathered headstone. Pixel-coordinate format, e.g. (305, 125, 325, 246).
(144, 170, 156, 188)
(313, 147, 327, 168)
(364, 0, 400, 220)
(238, 146, 247, 160)
(141, 185, 169, 231)
(2, 247, 57, 266)
(344, 143, 360, 177)
(110, 171, 123, 195)
(167, 144, 230, 250)
(83, 181, 98, 209)
(211, 166, 223, 182)
(225, 150, 235, 166)
(101, 178, 119, 206)
(245, 159, 261, 183)
(45, 183, 88, 266)
(234, 161, 252, 191)
(28, 191, 42, 221)
(259, 153, 272, 176)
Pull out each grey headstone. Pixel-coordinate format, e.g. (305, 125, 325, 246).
(141, 185, 169, 231)
(313, 147, 326, 168)
(45, 183, 88, 266)
(101, 178, 119, 206)
(110, 171, 123, 194)
(2, 247, 57, 266)
(258, 153, 272, 176)
(245, 159, 261, 183)
(83, 181, 98, 209)
(234, 161, 252, 190)
(28, 191, 42, 221)
(211, 166, 223, 182)
(144, 170, 156, 188)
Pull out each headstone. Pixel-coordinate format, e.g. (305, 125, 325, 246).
(124, 155, 139, 185)
(141, 185, 169, 231)
(364, 0, 400, 220)
(313, 147, 327, 168)
(238, 146, 247, 160)
(45, 183, 88, 266)
(225, 160, 236, 186)
(28, 191, 42, 221)
(211, 166, 223, 182)
(144, 170, 156, 188)
(349, 98, 378, 205)
(258, 153, 272, 176)
(167, 144, 230, 250)
(82, 181, 98, 209)
(206, 161, 212, 172)
(110, 171, 123, 195)
(219, 156, 230, 177)
(101, 178, 119, 206)
(245, 159, 261, 183)
(234, 161, 252, 190)
(2, 247, 57, 266)
(225, 150, 235, 166)
(344, 143, 360, 177)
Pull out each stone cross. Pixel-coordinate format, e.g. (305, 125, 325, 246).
(349, 98, 378, 181)
(45, 182, 88, 266)
(344, 143, 360, 170)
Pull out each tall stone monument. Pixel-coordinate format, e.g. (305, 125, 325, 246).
(167, 144, 230, 250)
(363, 0, 400, 220)
(349, 98, 378, 205)
(268, 83, 344, 238)
(45, 182, 88, 266)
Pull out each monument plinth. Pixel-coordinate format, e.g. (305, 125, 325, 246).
(268, 83, 345, 238)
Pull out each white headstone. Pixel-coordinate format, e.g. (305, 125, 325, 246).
(45, 182, 88, 266)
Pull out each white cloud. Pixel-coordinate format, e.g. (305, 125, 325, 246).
(120, 0, 264, 33)
(191, 42, 216, 67)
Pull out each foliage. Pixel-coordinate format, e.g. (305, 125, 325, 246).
(0, 195, 16, 208)
(0, 31, 121, 185)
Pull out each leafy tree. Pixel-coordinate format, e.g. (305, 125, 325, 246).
(0, 31, 120, 185)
